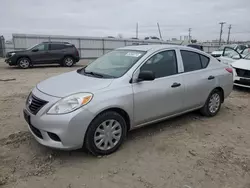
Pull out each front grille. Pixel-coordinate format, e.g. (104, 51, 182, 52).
(235, 68, 250, 78)
(28, 94, 48, 115)
(29, 124, 43, 139)
(234, 80, 250, 86)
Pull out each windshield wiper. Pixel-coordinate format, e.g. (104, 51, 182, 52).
(84, 70, 104, 78)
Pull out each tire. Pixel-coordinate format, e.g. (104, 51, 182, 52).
(18, 57, 30, 69)
(200, 89, 222, 117)
(62, 56, 74, 67)
(85, 111, 127, 156)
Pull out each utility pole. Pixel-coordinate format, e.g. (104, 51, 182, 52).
(227, 24, 232, 44)
(136, 22, 138, 39)
(188, 28, 192, 43)
(219, 22, 226, 46)
(157, 23, 162, 40)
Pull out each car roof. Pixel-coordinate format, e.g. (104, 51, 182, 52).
(42, 41, 71, 44)
(118, 44, 203, 53)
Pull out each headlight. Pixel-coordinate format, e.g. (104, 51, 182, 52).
(10, 52, 15, 56)
(47, 93, 93, 114)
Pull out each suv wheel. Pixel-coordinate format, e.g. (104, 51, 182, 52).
(85, 111, 127, 156)
(63, 56, 74, 67)
(18, 58, 30, 69)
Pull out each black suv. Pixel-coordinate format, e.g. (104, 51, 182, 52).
(5, 42, 80, 68)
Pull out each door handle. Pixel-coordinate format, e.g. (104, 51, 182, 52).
(171, 82, 181, 88)
(208, 76, 215, 80)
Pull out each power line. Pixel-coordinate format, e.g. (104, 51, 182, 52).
(219, 22, 226, 45)
(227, 24, 232, 44)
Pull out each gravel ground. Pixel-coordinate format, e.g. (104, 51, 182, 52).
(0, 58, 250, 188)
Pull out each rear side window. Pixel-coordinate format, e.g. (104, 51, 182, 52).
(50, 44, 66, 50)
(181, 51, 202, 72)
(181, 50, 210, 72)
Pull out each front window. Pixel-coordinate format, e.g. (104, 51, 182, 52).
(27, 43, 48, 51)
(236, 45, 246, 52)
(218, 44, 236, 51)
(82, 50, 146, 78)
(222, 47, 241, 59)
(140, 50, 178, 78)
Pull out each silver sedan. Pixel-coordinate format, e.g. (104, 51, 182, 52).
(23, 45, 233, 155)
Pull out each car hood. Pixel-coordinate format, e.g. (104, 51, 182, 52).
(36, 70, 113, 98)
(211, 51, 223, 55)
(232, 59, 250, 70)
(8, 50, 28, 54)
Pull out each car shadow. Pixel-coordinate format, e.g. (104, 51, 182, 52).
(41, 111, 202, 160)
(233, 85, 250, 92)
(3, 64, 84, 70)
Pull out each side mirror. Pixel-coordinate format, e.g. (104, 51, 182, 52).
(32, 49, 38, 52)
(138, 71, 155, 82)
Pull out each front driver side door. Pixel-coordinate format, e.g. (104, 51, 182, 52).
(29, 43, 50, 64)
(132, 50, 185, 126)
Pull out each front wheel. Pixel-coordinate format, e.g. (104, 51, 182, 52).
(200, 89, 222, 117)
(85, 111, 127, 156)
(18, 57, 31, 69)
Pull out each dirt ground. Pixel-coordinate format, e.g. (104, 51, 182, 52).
(0, 58, 250, 188)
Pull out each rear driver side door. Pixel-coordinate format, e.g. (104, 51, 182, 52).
(49, 44, 66, 63)
(179, 50, 216, 110)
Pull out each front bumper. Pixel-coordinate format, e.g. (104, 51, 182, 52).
(23, 87, 95, 150)
(233, 76, 250, 88)
(5, 56, 17, 66)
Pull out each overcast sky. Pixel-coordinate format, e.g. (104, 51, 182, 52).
(0, 0, 250, 41)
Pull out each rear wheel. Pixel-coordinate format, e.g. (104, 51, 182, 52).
(85, 111, 127, 156)
(63, 56, 74, 67)
(200, 89, 222, 117)
(18, 57, 30, 69)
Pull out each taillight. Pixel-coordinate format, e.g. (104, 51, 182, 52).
(73, 46, 79, 56)
(225, 67, 233, 73)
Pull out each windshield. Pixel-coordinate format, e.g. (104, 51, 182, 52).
(26, 44, 39, 50)
(82, 50, 146, 78)
(244, 54, 250, 60)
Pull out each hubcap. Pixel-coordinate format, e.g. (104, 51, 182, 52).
(20, 59, 29, 68)
(94, 119, 122, 151)
(65, 58, 73, 66)
(208, 93, 220, 113)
